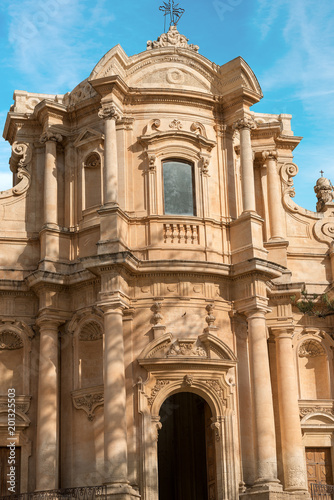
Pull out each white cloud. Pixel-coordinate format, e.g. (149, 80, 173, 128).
(6, 0, 115, 93)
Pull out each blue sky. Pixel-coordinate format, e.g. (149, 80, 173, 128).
(0, 0, 333, 211)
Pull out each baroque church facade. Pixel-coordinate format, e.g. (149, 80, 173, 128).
(1, 22, 334, 500)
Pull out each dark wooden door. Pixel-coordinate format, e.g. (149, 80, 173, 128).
(0, 446, 21, 496)
(306, 447, 333, 492)
(158, 392, 209, 500)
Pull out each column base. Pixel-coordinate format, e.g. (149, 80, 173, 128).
(104, 482, 141, 500)
(240, 485, 310, 500)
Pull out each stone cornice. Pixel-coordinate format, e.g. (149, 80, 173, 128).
(138, 129, 216, 152)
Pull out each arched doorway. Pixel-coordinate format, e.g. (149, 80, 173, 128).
(158, 392, 216, 500)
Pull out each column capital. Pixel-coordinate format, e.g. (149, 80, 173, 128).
(36, 314, 65, 330)
(98, 300, 128, 314)
(40, 130, 63, 144)
(233, 116, 257, 131)
(243, 307, 271, 320)
(98, 103, 121, 121)
(269, 325, 294, 339)
(262, 149, 278, 161)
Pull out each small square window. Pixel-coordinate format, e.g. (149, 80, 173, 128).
(163, 160, 196, 216)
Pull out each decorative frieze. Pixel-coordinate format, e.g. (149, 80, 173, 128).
(167, 339, 207, 358)
(299, 406, 334, 419)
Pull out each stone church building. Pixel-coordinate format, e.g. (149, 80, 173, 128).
(0, 22, 334, 500)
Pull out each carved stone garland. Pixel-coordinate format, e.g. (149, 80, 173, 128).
(0, 331, 24, 350)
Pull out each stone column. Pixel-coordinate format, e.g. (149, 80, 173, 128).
(263, 151, 284, 240)
(98, 104, 120, 206)
(234, 117, 257, 213)
(40, 131, 63, 227)
(273, 326, 308, 492)
(103, 304, 129, 484)
(246, 309, 280, 488)
(35, 318, 60, 491)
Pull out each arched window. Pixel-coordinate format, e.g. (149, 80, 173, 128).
(162, 160, 196, 216)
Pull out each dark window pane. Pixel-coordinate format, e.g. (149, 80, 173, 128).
(163, 161, 195, 215)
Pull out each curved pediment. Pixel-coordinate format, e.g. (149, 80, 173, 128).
(88, 32, 262, 103)
(138, 332, 237, 367)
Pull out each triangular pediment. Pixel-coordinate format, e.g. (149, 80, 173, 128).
(74, 128, 104, 148)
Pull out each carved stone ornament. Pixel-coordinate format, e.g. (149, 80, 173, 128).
(211, 420, 221, 441)
(148, 380, 170, 406)
(183, 375, 193, 387)
(169, 119, 183, 130)
(148, 154, 157, 171)
(71, 387, 104, 421)
(205, 304, 216, 327)
(0, 331, 23, 350)
(147, 25, 199, 52)
(200, 156, 210, 175)
(98, 103, 120, 120)
(300, 406, 334, 419)
(0, 395, 31, 415)
(84, 152, 101, 169)
(233, 117, 256, 131)
(40, 130, 63, 144)
(63, 79, 98, 108)
(152, 302, 163, 326)
(298, 339, 325, 358)
(167, 339, 207, 358)
(314, 176, 334, 212)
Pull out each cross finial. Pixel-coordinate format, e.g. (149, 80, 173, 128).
(320, 170, 324, 177)
(159, 0, 185, 29)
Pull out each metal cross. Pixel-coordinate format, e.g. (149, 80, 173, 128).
(320, 170, 324, 177)
(159, 0, 185, 28)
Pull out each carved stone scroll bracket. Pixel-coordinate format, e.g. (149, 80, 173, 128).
(313, 217, 334, 246)
(71, 386, 104, 421)
(1, 142, 32, 200)
(191, 121, 207, 138)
